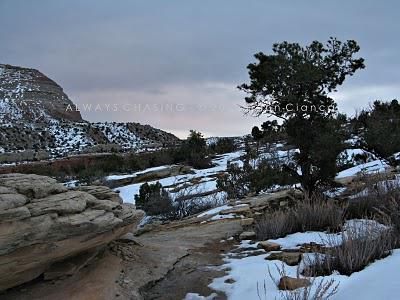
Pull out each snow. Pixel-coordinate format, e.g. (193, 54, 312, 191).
(393, 152, 400, 160)
(184, 293, 217, 300)
(209, 213, 236, 221)
(333, 249, 400, 300)
(63, 180, 79, 188)
(268, 231, 342, 249)
(338, 148, 376, 167)
(91, 122, 142, 149)
(114, 150, 244, 204)
(350, 175, 400, 199)
(336, 159, 389, 179)
(206, 219, 394, 300)
(197, 205, 233, 217)
(324, 187, 347, 198)
(106, 165, 170, 181)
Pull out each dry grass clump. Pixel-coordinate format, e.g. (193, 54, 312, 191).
(346, 177, 400, 235)
(303, 221, 395, 276)
(255, 210, 296, 240)
(294, 196, 344, 233)
(255, 195, 344, 240)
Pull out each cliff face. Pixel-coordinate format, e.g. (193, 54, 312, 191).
(0, 64, 82, 123)
(0, 64, 180, 160)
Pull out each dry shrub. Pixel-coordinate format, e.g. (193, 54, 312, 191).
(255, 210, 296, 240)
(255, 195, 344, 240)
(294, 196, 344, 233)
(303, 221, 395, 276)
(346, 177, 400, 233)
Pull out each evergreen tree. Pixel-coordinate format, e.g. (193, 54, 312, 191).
(240, 38, 365, 194)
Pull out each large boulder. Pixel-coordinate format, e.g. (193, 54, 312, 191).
(0, 173, 144, 291)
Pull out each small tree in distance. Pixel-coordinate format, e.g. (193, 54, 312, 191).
(134, 182, 174, 219)
(355, 99, 400, 165)
(177, 130, 210, 168)
(240, 38, 365, 195)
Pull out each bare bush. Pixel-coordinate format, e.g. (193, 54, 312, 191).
(346, 177, 400, 233)
(255, 210, 296, 240)
(303, 221, 395, 276)
(255, 195, 344, 240)
(294, 196, 344, 233)
(173, 185, 226, 219)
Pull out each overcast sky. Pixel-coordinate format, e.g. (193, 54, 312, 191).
(1, 1, 399, 138)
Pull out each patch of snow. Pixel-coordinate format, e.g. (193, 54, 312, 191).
(184, 293, 217, 300)
(336, 159, 389, 179)
(324, 187, 347, 198)
(106, 165, 171, 181)
(91, 122, 142, 149)
(114, 150, 244, 204)
(63, 180, 79, 188)
(197, 205, 233, 217)
(209, 213, 236, 221)
(268, 231, 342, 250)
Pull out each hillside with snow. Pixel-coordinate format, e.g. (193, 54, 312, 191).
(0, 64, 179, 161)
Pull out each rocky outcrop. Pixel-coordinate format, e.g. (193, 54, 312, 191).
(0, 173, 144, 291)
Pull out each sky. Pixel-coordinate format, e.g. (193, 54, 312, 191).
(1, 0, 399, 138)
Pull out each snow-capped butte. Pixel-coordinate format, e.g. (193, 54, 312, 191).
(0, 64, 179, 160)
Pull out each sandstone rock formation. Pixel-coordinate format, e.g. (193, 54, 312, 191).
(0, 173, 144, 291)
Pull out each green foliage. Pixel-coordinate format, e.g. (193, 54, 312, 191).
(134, 182, 175, 218)
(208, 137, 237, 154)
(216, 163, 249, 199)
(240, 38, 364, 194)
(217, 158, 294, 199)
(285, 115, 348, 193)
(356, 99, 400, 164)
(177, 130, 210, 168)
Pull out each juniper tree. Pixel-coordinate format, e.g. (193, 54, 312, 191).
(355, 99, 400, 165)
(240, 38, 365, 194)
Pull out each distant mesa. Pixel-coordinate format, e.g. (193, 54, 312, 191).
(0, 64, 180, 162)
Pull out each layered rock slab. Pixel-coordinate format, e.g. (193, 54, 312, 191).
(0, 173, 144, 291)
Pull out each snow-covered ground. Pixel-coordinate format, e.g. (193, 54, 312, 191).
(336, 159, 389, 179)
(191, 219, 398, 300)
(112, 144, 393, 205)
(113, 150, 244, 204)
